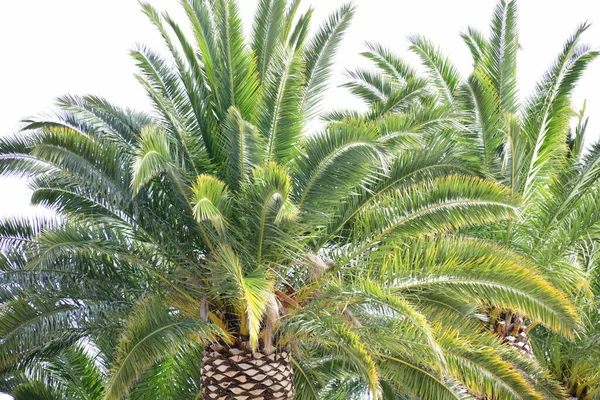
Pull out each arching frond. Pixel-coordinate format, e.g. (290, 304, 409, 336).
(219, 107, 264, 188)
(348, 175, 520, 254)
(361, 42, 418, 85)
(293, 120, 383, 222)
(210, 245, 272, 350)
(518, 24, 598, 197)
(251, 0, 287, 81)
(131, 125, 174, 196)
(378, 356, 465, 400)
(482, 0, 519, 114)
(257, 46, 304, 162)
(301, 3, 355, 118)
(190, 174, 229, 234)
(240, 162, 299, 265)
(213, 0, 259, 119)
(409, 35, 461, 103)
(460, 26, 488, 67)
(378, 236, 578, 336)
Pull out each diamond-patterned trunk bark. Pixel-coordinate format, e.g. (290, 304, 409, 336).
(201, 342, 294, 400)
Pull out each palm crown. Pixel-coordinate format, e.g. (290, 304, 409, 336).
(0, 0, 589, 399)
(345, 0, 600, 397)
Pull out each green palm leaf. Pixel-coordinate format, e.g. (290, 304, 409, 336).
(409, 35, 461, 103)
(301, 3, 354, 118)
(104, 296, 220, 400)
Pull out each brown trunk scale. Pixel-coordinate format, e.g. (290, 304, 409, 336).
(492, 311, 534, 357)
(201, 341, 294, 400)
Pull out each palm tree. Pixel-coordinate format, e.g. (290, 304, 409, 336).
(0, 0, 582, 398)
(344, 0, 600, 394)
(452, 0, 600, 363)
(530, 112, 600, 399)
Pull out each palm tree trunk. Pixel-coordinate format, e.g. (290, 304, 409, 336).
(490, 310, 534, 357)
(201, 341, 294, 399)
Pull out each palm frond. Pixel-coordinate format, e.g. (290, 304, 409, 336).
(190, 174, 229, 235)
(409, 35, 462, 103)
(301, 3, 355, 118)
(240, 162, 299, 265)
(361, 42, 418, 85)
(460, 26, 488, 67)
(257, 46, 304, 162)
(104, 296, 220, 400)
(482, 0, 519, 114)
(131, 125, 175, 196)
(379, 236, 578, 336)
(213, 0, 259, 119)
(219, 107, 265, 188)
(518, 24, 598, 197)
(293, 120, 383, 223)
(210, 245, 272, 350)
(251, 0, 287, 81)
(348, 175, 520, 254)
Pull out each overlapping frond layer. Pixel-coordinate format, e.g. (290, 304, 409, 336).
(1, 0, 594, 399)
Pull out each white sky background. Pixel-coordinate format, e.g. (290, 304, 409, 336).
(0, 0, 599, 394)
